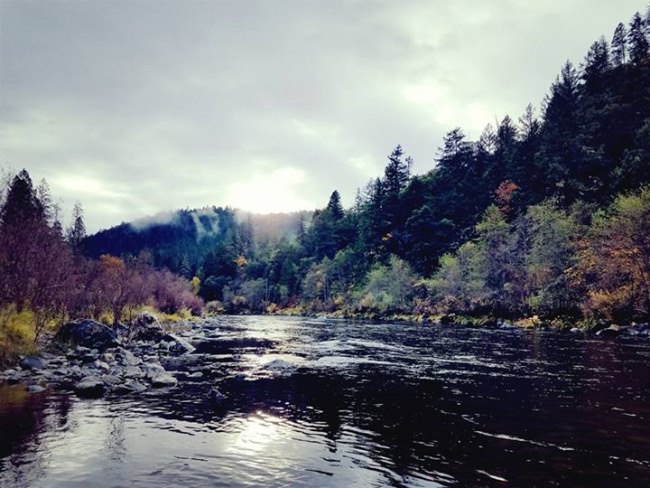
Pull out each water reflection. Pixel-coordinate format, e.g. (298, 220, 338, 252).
(1, 316, 650, 487)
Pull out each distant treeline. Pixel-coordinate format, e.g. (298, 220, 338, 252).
(6, 10, 650, 330)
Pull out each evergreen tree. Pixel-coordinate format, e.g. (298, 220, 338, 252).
(628, 12, 649, 64)
(67, 202, 87, 252)
(582, 37, 610, 81)
(326, 190, 344, 220)
(611, 22, 627, 65)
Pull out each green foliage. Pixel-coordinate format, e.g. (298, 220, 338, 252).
(356, 256, 417, 313)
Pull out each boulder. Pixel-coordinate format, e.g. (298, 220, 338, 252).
(130, 312, 165, 342)
(20, 356, 45, 371)
(56, 320, 120, 351)
(75, 376, 105, 397)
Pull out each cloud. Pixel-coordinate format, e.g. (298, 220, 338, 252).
(0, 0, 643, 231)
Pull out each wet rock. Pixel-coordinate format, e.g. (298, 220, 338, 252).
(56, 320, 120, 351)
(596, 325, 625, 337)
(622, 323, 650, 337)
(26, 384, 45, 394)
(20, 356, 45, 371)
(151, 373, 177, 387)
(75, 376, 105, 397)
(570, 327, 582, 333)
(263, 358, 296, 373)
(162, 333, 196, 355)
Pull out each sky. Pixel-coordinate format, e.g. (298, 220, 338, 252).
(0, 0, 646, 232)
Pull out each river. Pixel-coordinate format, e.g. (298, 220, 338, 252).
(1, 316, 649, 487)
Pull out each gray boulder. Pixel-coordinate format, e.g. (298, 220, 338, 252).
(130, 312, 165, 342)
(56, 320, 120, 351)
(20, 356, 45, 371)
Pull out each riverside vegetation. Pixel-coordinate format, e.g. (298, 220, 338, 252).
(2, 10, 650, 366)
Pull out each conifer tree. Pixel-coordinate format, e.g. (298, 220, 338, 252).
(611, 22, 627, 65)
(628, 12, 649, 64)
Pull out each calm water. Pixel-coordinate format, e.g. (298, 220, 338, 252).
(1, 316, 650, 487)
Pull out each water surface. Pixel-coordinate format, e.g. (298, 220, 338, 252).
(1, 316, 650, 486)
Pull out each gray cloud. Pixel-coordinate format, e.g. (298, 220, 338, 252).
(0, 0, 644, 231)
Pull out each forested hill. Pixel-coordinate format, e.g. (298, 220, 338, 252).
(83, 208, 311, 275)
(84, 11, 650, 325)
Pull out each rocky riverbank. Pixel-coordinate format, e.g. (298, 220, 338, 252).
(0, 313, 216, 398)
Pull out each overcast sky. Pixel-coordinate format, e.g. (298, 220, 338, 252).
(0, 0, 645, 232)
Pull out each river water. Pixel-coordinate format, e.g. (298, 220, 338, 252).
(1, 316, 649, 487)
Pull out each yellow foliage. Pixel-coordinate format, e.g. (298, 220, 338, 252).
(235, 255, 248, 267)
(0, 307, 37, 366)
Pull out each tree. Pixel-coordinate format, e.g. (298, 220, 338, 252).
(628, 12, 649, 64)
(326, 190, 344, 220)
(357, 256, 416, 313)
(611, 22, 627, 66)
(582, 37, 610, 81)
(66, 202, 86, 252)
(571, 187, 650, 322)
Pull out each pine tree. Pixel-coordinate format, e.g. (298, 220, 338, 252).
(611, 22, 627, 65)
(66, 202, 87, 252)
(326, 190, 344, 220)
(582, 37, 610, 81)
(628, 12, 649, 64)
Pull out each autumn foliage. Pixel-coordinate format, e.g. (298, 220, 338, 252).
(0, 170, 203, 343)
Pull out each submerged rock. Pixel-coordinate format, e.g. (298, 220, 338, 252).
(56, 320, 120, 351)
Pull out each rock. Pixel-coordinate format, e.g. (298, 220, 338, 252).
(151, 373, 177, 387)
(143, 362, 166, 379)
(130, 312, 165, 342)
(101, 374, 123, 386)
(115, 380, 147, 394)
(101, 352, 115, 363)
(115, 348, 141, 366)
(124, 366, 145, 379)
(162, 333, 196, 355)
(75, 376, 105, 397)
(56, 320, 120, 351)
(264, 358, 296, 373)
(26, 384, 45, 393)
(19, 356, 45, 370)
(596, 324, 625, 337)
(95, 361, 110, 371)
